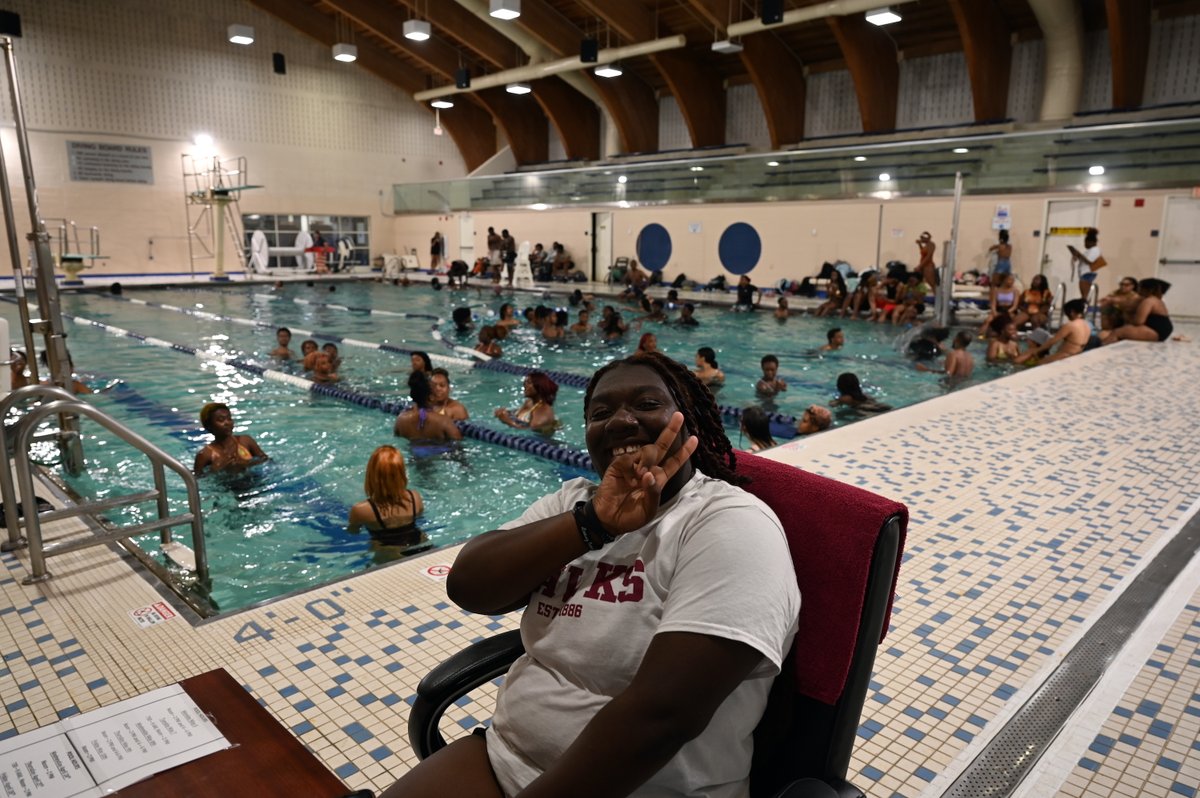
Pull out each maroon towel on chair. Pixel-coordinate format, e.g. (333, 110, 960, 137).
(735, 453, 908, 706)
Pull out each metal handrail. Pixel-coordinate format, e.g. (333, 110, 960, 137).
(9, 398, 207, 585)
(1052, 281, 1068, 327)
(1, 384, 80, 550)
(1086, 282, 1101, 326)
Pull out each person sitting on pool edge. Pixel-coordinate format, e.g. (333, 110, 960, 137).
(1024, 299, 1092, 365)
(271, 327, 294, 359)
(796, 404, 833, 436)
(495, 372, 558, 434)
(429, 368, 469, 421)
(347, 445, 427, 552)
(394, 371, 463, 444)
(1102, 278, 1174, 344)
(194, 402, 269, 474)
(379, 352, 799, 798)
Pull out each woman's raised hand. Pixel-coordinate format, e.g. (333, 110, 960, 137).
(591, 411, 698, 536)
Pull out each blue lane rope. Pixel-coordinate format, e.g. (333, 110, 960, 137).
(52, 307, 595, 470)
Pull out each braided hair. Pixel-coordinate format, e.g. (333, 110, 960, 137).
(583, 352, 744, 485)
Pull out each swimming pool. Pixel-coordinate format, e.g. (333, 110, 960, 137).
(3, 281, 1007, 612)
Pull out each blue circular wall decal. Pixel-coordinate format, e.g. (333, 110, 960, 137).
(636, 223, 672, 271)
(718, 222, 761, 275)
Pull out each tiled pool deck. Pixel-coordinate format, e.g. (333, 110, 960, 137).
(1, 336, 1198, 797)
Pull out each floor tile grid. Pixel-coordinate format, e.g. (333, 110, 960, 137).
(768, 341, 1200, 797)
(1057, 581, 1200, 798)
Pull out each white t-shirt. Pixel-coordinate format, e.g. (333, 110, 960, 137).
(1082, 245, 1102, 274)
(485, 471, 801, 798)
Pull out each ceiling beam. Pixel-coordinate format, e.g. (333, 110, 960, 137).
(826, 15, 899, 133)
(575, 0, 725, 148)
(476, 87, 549, 164)
(947, 0, 1012, 122)
(1105, 0, 1152, 109)
(740, 35, 806, 147)
(501, 0, 658, 154)
(325, 0, 548, 165)
(530, 78, 600, 161)
(393, 0, 518, 70)
(246, 0, 496, 170)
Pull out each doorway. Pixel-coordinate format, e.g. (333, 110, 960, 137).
(1039, 199, 1098, 294)
(457, 213, 474, 264)
(1159, 197, 1200, 318)
(591, 211, 612, 282)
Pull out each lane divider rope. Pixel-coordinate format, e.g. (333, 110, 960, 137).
(55, 308, 594, 471)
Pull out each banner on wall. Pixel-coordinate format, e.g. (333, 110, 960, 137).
(991, 204, 1011, 230)
(67, 141, 154, 184)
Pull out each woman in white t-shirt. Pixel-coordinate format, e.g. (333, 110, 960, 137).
(384, 352, 801, 798)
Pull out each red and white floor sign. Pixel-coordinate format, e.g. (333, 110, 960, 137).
(129, 601, 177, 629)
(422, 564, 452, 582)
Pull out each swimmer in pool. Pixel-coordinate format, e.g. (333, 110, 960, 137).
(394, 371, 462, 443)
(271, 327, 295, 359)
(429, 368, 469, 421)
(495, 372, 558, 434)
(347, 445, 428, 555)
(193, 402, 268, 475)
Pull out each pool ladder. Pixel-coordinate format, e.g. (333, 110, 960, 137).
(1, 385, 208, 586)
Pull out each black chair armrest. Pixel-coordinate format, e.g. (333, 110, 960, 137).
(407, 629, 525, 760)
(774, 777, 865, 798)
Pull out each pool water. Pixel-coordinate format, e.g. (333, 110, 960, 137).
(2, 282, 1007, 612)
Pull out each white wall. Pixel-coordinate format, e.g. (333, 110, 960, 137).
(0, 0, 465, 277)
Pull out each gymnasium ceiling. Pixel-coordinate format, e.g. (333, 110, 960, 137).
(248, 0, 1200, 170)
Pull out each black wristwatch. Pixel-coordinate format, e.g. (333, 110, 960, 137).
(573, 500, 615, 550)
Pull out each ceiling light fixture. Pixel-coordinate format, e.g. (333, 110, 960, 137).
(617, 175, 628, 184)
(879, 173, 892, 182)
(594, 63, 623, 78)
(953, 147, 969, 154)
(332, 43, 358, 62)
(767, 161, 780, 167)
(1088, 165, 1105, 176)
(227, 24, 254, 45)
(489, 0, 521, 20)
(711, 39, 743, 54)
(430, 99, 454, 109)
(403, 20, 431, 41)
(690, 166, 704, 172)
(866, 7, 902, 26)
(506, 82, 532, 95)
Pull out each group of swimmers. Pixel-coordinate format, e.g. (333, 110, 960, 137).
(270, 328, 343, 383)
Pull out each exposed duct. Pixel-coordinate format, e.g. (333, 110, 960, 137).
(415, 35, 686, 101)
(1026, 0, 1084, 121)
(726, 0, 921, 37)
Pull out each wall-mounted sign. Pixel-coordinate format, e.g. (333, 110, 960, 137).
(688, 222, 702, 234)
(992, 204, 1011, 230)
(67, 141, 154, 184)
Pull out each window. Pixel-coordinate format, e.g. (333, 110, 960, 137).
(243, 214, 371, 270)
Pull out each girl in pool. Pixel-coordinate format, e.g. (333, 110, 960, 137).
(830, 372, 892, 414)
(740, 406, 776, 452)
(347, 445, 426, 546)
(636, 332, 658, 355)
(692, 346, 724, 386)
(193, 402, 269, 474)
(394, 371, 463, 443)
(381, 352, 799, 798)
(494, 372, 558, 434)
(411, 351, 433, 373)
(496, 303, 520, 328)
(986, 316, 1022, 364)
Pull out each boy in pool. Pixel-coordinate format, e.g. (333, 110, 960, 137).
(916, 331, 974, 378)
(676, 303, 699, 326)
(310, 352, 340, 383)
(271, 327, 294, 359)
(755, 355, 787, 397)
(820, 328, 845, 351)
(322, 343, 343, 371)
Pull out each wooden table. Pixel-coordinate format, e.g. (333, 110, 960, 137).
(117, 668, 350, 796)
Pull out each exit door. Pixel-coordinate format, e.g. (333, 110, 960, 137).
(1159, 197, 1200, 318)
(592, 212, 612, 282)
(1040, 199, 1098, 295)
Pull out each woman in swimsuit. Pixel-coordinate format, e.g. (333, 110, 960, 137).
(739, 406, 775, 453)
(348, 445, 426, 547)
(978, 273, 1020, 336)
(692, 347, 725, 387)
(988, 230, 1012, 277)
(830, 373, 892, 414)
(1099, 276, 1141, 331)
(986, 317, 1022, 364)
(193, 402, 268, 475)
(495, 372, 558, 434)
(635, 332, 658, 356)
(1102, 278, 1174, 344)
(814, 272, 847, 317)
(1012, 274, 1050, 330)
(411, 351, 433, 374)
(1025, 299, 1092, 365)
(394, 371, 463, 443)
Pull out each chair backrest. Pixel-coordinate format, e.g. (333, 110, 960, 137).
(733, 454, 908, 796)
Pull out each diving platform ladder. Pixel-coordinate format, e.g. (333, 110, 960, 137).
(182, 154, 261, 282)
